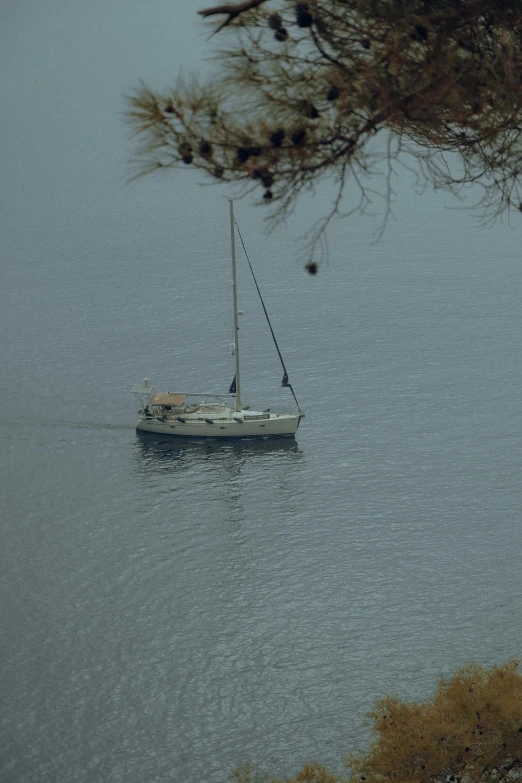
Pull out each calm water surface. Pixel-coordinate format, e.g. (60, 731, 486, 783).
(1, 192, 522, 783)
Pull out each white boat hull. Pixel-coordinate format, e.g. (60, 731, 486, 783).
(136, 413, 300, 438)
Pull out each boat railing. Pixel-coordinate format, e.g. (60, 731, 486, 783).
(170, 393, 236, 405)
(167, 392, 235, 398)
(251, 405, 302, 417)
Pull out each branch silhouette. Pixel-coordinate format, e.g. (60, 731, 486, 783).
(128, 1, 522, 257)
(198, 0, 271, 33)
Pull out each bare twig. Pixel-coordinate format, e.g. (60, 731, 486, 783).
(199, 0, 271, 33)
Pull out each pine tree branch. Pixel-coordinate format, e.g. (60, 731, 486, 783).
(199, 0, 271, 33)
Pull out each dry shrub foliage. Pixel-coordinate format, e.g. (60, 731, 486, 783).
(127, 0, 522, 248)
(232, 661, 522, 783)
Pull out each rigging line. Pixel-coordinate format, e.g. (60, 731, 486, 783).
(234, 219, 301, 412)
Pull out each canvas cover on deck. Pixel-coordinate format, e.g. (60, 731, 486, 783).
(149, 393, 186, 407)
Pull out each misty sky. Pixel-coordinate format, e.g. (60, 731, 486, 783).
(2, 0, 520, 262)
(1, 1, 217, 249)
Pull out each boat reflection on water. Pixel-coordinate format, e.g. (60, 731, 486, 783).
(134, 429, 301, 467)
(132, 431, 305, 518)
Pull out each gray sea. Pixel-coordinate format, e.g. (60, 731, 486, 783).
(2, 2, 522, 779)
(1, 182, 522, 783)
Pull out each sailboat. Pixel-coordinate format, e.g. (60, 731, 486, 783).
(131, 200, 304, 438)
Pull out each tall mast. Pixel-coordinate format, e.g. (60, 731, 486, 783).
(229, 198, 242, 411)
